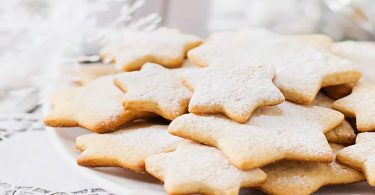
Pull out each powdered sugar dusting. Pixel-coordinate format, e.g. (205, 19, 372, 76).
(332, 41, 375, 131)
(101, 28, 201, 71)
(338, 132, 375, 176)
(333, 85, 375, 132)
(79, 76, 123, 119)
(261, 144, 364, 195)
(169, 102, 342, 169)
(109, 124, 182, 154)
(45, 75, 150, 132)
(333, 41, 375, 84)
(145, 142, 266, 194)
(114, 63, 192, 120)
(188, 29, 360, 104)
(182, 63, 284, 123)
(76, 123, 183, 171)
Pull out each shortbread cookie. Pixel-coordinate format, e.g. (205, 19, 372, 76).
(332, 41, 375, 84)
(145, 141, 266, 195)
(324, 41, 375, 99)
(76, 64, 120, 85)
(76, 123, 182, 172)
(114, 63, 192, 120)
(337, 132, 375, 186)
(169, 101, 343, 170)
(314, 93, 356, 144)
(260, 144, 364, 195)
(100, 28, 202, 71)
(182, 64, 284, 123)
(188, 29, 361, 104)
(332, 41, 375, 131)
(301, 39, 355, 99)
(333, 83, 375, 131)
(44, 76, 152, 133)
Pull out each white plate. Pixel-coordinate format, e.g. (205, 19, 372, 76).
(47, 125, 375, 195)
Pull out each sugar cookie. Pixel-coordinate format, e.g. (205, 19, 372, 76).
(332, 41, 375, 131)
(100, 28, 202, 71)
(337, 132, 375, 186)
(114, 63, 192, 120)
(76, 123, 182, 172)
(332, 41, 375, 84)
(188, 29, 361, 104)
(260, 144, 364, 195)
(324, 41, 375, 99)
(182, 64, 284, 123)
(314, 93, 356, 144)
(169, 102, 343, 170)
(76, 64, 120, 85)
(145, 141, 266, 195)
(44, 76, 153, 133)
(333, 83, 375, 131)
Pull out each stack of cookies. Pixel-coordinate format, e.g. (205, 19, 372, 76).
(44, 28, 375, 195)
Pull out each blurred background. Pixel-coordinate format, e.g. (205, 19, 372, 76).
(1, 0, 375, 114)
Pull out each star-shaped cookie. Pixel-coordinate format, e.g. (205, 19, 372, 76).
(76, 123, 182, 172)
(100, 28, 202, 71)
(332, 41, 375, 84)
(44, 76, 153, 133)
(331, 41, 375, 131)
(260, 144, 364, 195)
(314, 93, 356, 144)
(333, 83, 375, 131)
(337, 132, 375, 186)
(145, 141, 266, 195)
(114, 63, 192, 120)
(75, 63, 120, 85)
(188, 29, 361, 104)
(169, 101, 344, 170)
(324, 41, 375, 99)
(182, 64, 284, 123)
